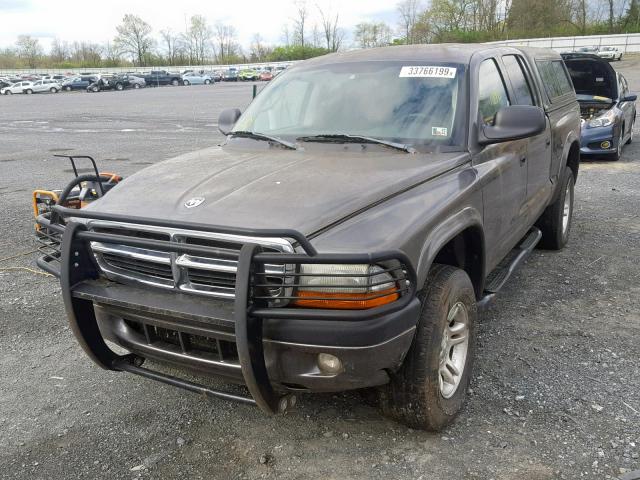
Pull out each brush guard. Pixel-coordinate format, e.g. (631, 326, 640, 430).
(35, 196, 417, 415)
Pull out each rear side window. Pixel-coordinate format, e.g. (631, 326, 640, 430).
(537, 60, 574, 100)
(501, 55, 534, 106)
(478, 59, 510, 125)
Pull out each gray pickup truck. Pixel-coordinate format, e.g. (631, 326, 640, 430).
(35, 44, 580, 431)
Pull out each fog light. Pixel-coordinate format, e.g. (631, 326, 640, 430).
(317, 353, 343, 374)
(601, 140, 611, 149)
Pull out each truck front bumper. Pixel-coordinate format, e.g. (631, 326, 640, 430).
(36, 206, 418, 414)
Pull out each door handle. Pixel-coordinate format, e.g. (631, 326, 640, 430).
(545, 138, 551, 146)
(520, 156, 527, 164)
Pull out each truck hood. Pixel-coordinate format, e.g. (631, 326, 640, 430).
(86, 144, 468, 236)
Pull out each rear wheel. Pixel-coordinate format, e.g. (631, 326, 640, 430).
(50, 87, 57, 93)
(183, 80, 190, 86)
(116, 83, 124, 91)
(204, 79, 211, 85)
(25, 89, 33, 94)
(64, 86, 71, 91)
(171, 79, 180, 86)
(133, 83, 141, 89)
(378, 264, 476, 431)
(537, 166, 574, 250)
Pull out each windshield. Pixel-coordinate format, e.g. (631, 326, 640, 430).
(232, 61, 466, 150)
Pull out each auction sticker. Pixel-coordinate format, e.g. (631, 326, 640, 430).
(399, 66, 457, 78)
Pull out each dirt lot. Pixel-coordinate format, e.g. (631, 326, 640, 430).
(1, 60, 639, 480)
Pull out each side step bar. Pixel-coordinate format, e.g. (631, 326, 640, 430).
(477, 227, 542, 310)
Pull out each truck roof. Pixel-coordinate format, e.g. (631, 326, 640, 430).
(297, 44, 561, 67)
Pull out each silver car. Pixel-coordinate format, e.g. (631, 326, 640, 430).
(26, 79, 62, 94)
(181, 72, 213, 85)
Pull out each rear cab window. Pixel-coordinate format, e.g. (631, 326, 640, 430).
(536, 60, 574, 103)
(478, 58, 510, 125)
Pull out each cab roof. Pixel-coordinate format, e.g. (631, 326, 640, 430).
(297, 43, 561, 67)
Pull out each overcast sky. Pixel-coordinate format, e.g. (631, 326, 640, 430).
(0, 0, 399, 51)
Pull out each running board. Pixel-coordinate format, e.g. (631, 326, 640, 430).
(478, 227, 542, 309)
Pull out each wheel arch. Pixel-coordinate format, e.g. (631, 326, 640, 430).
(416, 208, 486, 300)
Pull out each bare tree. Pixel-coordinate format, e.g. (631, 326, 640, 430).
(317, 5, 343, 51)
(114, 14, 154, 66)
(353, 22, 393, 48)
(292, 0, 308, 53)
(250, 33, 272, 62)
(160, 29, 181, 65)
(397, 0, 422, 44)
(15, 35, 42, 68)
(50, 38, 70, 63)
(214, 23, 239, 63)
(185, 15, 212, 64)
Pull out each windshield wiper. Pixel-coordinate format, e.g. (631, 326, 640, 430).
(296, 134, 416, 153)
(230, 130, 297, 150)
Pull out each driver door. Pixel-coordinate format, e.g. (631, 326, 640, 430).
(473, 58, 529, 270)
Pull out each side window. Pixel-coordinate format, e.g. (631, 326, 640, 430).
(536, 61, 559, 99)
(478, 59, 510, 125)
(550, 61, 573, 95)
(502, 55, 534, 105)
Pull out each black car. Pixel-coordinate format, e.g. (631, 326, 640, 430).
(562, 53, 637, 160)
(87, 75, 137, 92)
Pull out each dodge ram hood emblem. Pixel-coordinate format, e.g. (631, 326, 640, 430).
(184, 197, 205, 208)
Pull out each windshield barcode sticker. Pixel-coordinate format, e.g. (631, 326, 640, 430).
(399, 66, 457, 78)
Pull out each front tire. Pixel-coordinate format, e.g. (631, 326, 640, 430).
(50, 87, 58, 93)
(537, 166, 575, 250)
(379, 264, 476, 431)
(609, 125, 624, 161)
(183, 80, 190, 86)
(204, 79, 211, 85)
(133, 83, 141, 89)
(171, 79, 180, 86)
(25, 89, 33, 94)
(116, 83, 124, 91)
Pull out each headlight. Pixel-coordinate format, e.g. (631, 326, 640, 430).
(587, 110, 616, 128)
(292, 264, 399, 309)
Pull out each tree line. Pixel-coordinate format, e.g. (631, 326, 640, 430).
(2, 0, 640, 70)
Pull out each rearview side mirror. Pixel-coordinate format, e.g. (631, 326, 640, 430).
(622, 94, 637, 102)
(218, 108, 242, 135)
(479, 105, 546, 145)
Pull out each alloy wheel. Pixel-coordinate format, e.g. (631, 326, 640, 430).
(439, 301, 470, 399)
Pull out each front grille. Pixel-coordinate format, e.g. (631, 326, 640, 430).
(89, 221, 293, 300)
(125, 318, 239, 364)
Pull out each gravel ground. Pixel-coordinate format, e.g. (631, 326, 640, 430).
(1, 61, 639, 480)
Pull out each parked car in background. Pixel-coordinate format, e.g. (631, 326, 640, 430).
(1, 81, 33, 95)
(222, 68, 239, 81)
(597, 46, 623, 61)
(62, 76, 98, 91)
(181, 72, 213, 85)
(0, 79, 11, 89)
(273, 65, 287, 76)
(119, 75, 146, 89)
(87, 75, 143, 92)
(562, 53, 636, 160)
(575, 46, 599, 54)
(144, 70, 182, 86)
(212, 70, 224, 82)
(25, 79, 61, 94)
(259, 71, 273, 81)
(42, 75, 67, 82)
(238, 68, 259, 81)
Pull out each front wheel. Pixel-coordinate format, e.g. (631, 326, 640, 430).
(609, 125, 624, 161)
(536, 166, 575, 250)
(5, 91, 12, 95)
(50, 87, 58, 93)
(25, 89, 33, 94)
(171, 79, 180, 86)
(204, 79, 211, 85)
(133, 83, 141, 89)
(64, 86, 71, 91)
(116, 83, 124, 91)
(379, 264, 477, 431)
(183, 80, 190, 86)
